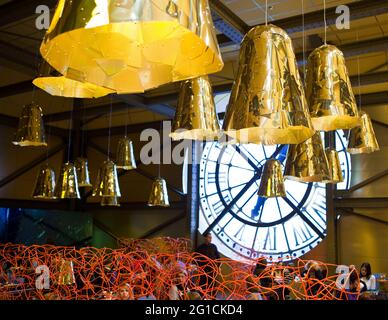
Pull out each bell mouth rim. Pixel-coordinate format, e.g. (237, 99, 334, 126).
(147, 203, 170, 207)
(257, 193, 286, 199)
(347, 146, 380, 154)
(221, 126, 315, 145)
(116, 165, 137, 170)
(32, 195, 58, 200)
(33, 76, 113, 98)
(78, 183, 93, 188)
(311, 115, 360, 131)
(12, 141, 47, 147)
(40, 22, 224, 93)
(284, 175, 331, 183)
(169, 129, 222, 141)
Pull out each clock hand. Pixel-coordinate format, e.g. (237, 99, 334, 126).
(251, 196, 267, 219)
(231, 145, 261, 172)
(283, 197, 325, 239)
(203, 171, 262, 236)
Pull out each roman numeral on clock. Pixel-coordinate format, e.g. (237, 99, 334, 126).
(263, 227, 277, 251)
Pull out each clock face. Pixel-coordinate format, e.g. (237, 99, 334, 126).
(198, 131, 351, 263)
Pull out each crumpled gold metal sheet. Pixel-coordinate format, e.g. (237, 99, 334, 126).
(222, 25, 314, 145)
(257, 159, 286, 198)
(305, 44, 360, 131)
(93, 160, 121, 197)
(13, 103, 47, 147)
(284, 132, 331, 183)
(322, 149, 343, 184)
(116, 137, 137, 170)
(75, 157, 92, 187)
(347, 112, 380, 154)
(170, 75, 220, 141)
(40, 0, 223, 94)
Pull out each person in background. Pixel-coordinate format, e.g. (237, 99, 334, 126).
(168, 269, 189, 300)
(360, 262, 376, 291)
(195, 232, 221, 299)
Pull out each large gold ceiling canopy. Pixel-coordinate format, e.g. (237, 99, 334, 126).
(40, 0, 224, 94)
(305, 44, 360, 131)
(222, 25, 314, 145)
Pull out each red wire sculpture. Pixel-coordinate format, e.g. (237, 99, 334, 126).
(0, 239, 361, 300)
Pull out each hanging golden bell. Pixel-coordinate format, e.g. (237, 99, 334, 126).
(33, 60, 114, 98)
(75, 157, 92, 187)
(284, 132, 331, 182)
(305, 44, 360, 131)
(116, 137, 137, 170)
(40, 0, 223, 94)
(347, 112, 380, 154)
(222, 24, 314, 145)
(58, 259, 76, 285)
(148, 177, 170, 207)
(54, 162, 81, 199)
(258, 159, 286, 198)
(101, 196, 121, 207)
(93, 160, 121, 197)
(13, 103, 47, 147)
(32, 165, 57, 199)
(322, 149, 343, 184)
(170, 75, 220, 140)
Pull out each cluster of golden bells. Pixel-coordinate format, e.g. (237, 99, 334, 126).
(24, 1, 379, 201)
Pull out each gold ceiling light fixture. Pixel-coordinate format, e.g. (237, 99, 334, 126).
(75, 157, 92, 188)
(32, 164, 57, 199)
(322, 148, 343, 184)
(39, 0, 224, 94)
(101, 196, 121, 207)
(32, 60, 114, 98)
(347, 112, 380, 154)
(222, 24, 314, 145)
(93, 160, 122, 198)
(13, 103, 47, 147)
(116, 137, 137, 170)
(258, 159, 286, 198)
(54, 162, 81, 199)
(284, 132, 331, 183)
(170, 75, 220, 141)
(148, 177, 170, 207)
(305, 0, 359, 131)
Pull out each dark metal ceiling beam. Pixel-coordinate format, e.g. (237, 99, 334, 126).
(118, 94, 175, 118)
(339, 209, 388, 226)
(85, 120, 163, 137)
(0, 80, 33, 99)
(334, 197, 388, 208)
(139, 212, 186, 239)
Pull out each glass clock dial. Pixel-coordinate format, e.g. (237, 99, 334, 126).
(198, 131, 350, 263)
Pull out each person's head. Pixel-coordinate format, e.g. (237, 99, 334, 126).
(118, 284, 133, 300)
(203, 232, 212, 245)
(253, 258, 268, 276)
(173, 269, 187, 286)
(360, 262, 372, 279)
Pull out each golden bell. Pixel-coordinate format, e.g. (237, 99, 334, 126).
(322, 149, 343, 184)
(75, 157, 92, 187)
(284, 132, 331, 183)
(93, 160, 121, 197)
(170, 75, 220, 140)
(305, 44, 360, 131)
(347, 112, 380, 154)
(54, 162, 81, 199)
(101, 196, 121, 207)
(40, 0, 223, 94)
(222, 24, 314, 145)
(13, 103, 47, 147)
(33, 61, 114, 98)
(148, 177, 170, 207)
(116, 137, 137, 170)
(58, 259, 75, 285)
(32, 165, 57, 199)
(258, 159, 286, 198)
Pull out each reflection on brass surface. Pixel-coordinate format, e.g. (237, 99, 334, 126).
(101, 196, 120, 207)
(40, 0, 223, 94)
(75, 158, 92, 187)
(116, 137, 137, 170)
(32, 165, 57, 199)
(93, 160, 121, 197)
(170, 75, 220, 141)
(55, 162, 81, 199)
(258, 159, 286, 198)
(322, 149, 343, 184)
(347, 112, 379, 154)
(305, 44, 360, 131)
(222, 24, 314, 145)
(148, 177, 170, 207)
(284, 132, 331, 182)
(13, 104, 47, 147)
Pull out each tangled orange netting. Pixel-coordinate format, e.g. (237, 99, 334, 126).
(0, 239, 360, 300)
